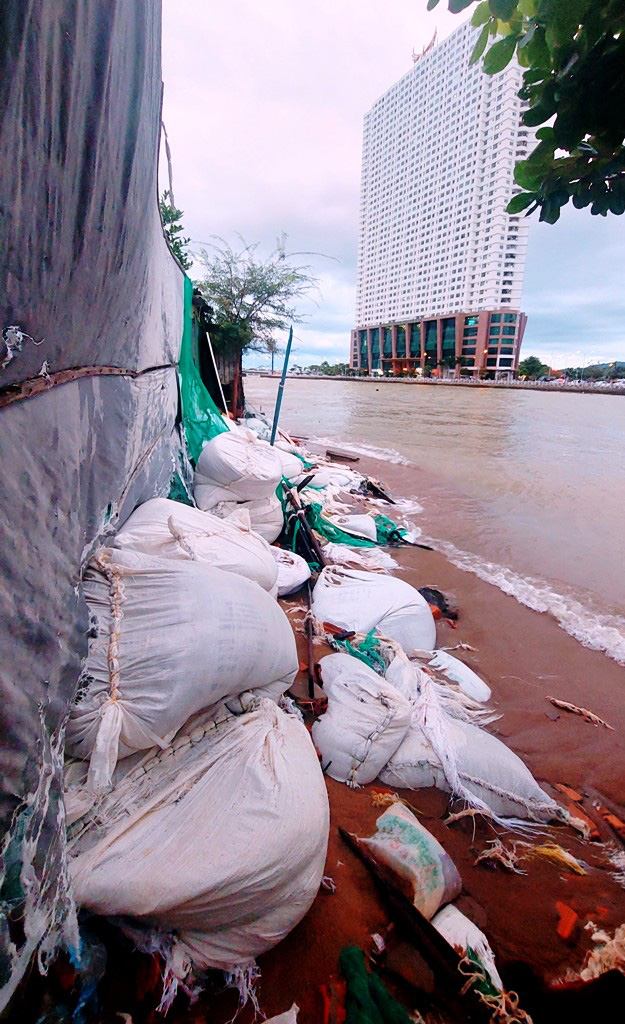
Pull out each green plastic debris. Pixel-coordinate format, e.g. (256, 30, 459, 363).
(332, 630, 386, 675)
(340, 946, 413, 1024)
(305, 504, 407, 549)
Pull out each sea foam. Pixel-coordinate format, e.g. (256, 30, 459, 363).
(428, 537, 625, 667)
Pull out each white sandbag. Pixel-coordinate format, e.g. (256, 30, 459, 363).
(210, 493, 284, 544)
(312, 567, 436, 654)
(66, 549, 298, 792)
(322, 542, 398, 572)
(271, 547, 311, 596)
(431, 905, 502, 991)
(69, 699, 329, 986)
(243, 493, 284, 543)
(113, 498, 278, 594)
(312, 654, 412, 787)
(272, 445, 306, 482)
(304, 467, 360, 490)
(380, 717, 561, 822)
(359, 803, 461, 919)
(326, 513, 377, 542)
(427, 651, 491, 703)
(194, 429, 283, 503)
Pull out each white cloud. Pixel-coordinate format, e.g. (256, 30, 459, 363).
(161, 0, 625, 366)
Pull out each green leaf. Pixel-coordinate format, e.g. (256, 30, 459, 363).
(535, 126, 555, 142)
(483, 33, 518, 74)
(506, 191, 538, 212)
(523, 101, 555, 127)
(449, 0, 474, 12)
(517, 45, 530, 67)
(526, 27, 551, 70)
(517, 0, 537, 13)
(489, 0, 518, 18)
(607, 191, 625, 215)
(471, 1, 491, 26)
(514, 159, 544, 189)
(426, 0, 440, 10)
(539, 197, 562, 223)
(470, 23, 490, 64)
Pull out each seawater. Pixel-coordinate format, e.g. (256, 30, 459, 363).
(246, 376, 625, 665)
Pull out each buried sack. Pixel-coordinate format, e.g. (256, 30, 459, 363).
(66, 549, 298, 792)
(312, 653, 412, 787)
(312, 566, 436, 654)
(271, 547, 311, 596)
(69, 699, 329, 995)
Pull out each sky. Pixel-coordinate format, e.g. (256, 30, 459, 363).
(161, 0, 625, 370)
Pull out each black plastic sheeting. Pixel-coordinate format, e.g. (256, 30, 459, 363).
(0, 1, 184, 1006)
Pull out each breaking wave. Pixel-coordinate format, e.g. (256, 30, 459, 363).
(427, 537, 625, 667)
(311, 436, 411, 466)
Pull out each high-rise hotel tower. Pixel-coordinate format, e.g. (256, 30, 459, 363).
(351, 19, 531, 378)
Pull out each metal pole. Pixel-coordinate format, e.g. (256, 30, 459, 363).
(205, 329, 228, 415)
(270, 326, 293, 445)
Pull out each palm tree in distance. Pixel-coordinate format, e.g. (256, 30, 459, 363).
(266, 338, 283, 374)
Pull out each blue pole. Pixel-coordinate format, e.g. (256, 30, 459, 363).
(270, 326, 293, 445)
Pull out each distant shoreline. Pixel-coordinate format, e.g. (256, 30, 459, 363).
(250, 373, 625, 396)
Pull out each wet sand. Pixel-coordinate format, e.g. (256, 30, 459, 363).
(181, 451, 625, 1024)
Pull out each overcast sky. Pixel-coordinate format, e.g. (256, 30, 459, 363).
(161, 0, 625, 370)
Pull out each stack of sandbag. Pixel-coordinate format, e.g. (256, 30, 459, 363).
(358, 803, 461, 919)
(66, 548, 298, 793)
(312, 654, 412, 787)
(312, 566, 436, 653)
(193, 429, 285, 542)
(68, 698, 330, 994)
(113, 497, 279, 595)
(271, 547, 311, 596)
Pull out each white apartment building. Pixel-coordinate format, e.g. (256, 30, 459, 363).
(351, 19, 531, 378)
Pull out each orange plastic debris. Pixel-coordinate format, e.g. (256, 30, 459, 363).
(556, 901, 579, 941)
(602, 810, 625, 841)
(555, 783, 583, 803)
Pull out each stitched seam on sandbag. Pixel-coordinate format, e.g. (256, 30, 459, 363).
(348, 704, 396, 787)
(92, 552, 125, 702)
(456, 770, 553, 814)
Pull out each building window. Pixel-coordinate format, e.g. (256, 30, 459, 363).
(490, 314, 501, 323)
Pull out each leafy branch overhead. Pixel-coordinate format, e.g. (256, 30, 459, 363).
(428, 0, 625, 223)
(160, 190, 193, 270)
(195, 237, 318, 353)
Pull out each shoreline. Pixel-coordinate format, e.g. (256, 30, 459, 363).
(250, 373, 625, 396)
(199, 445, 625, 1024)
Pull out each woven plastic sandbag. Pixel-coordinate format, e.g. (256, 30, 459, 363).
(194, 428, 282, 506)
(380, 718, 562, 822)
(66, 549, 298, 792)
(114, 497, 278, 594)
(69, 699, 329, 982)
(312, 567, 436, 653)
(312, 654, 412, 787)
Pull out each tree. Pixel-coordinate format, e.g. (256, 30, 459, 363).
(159, 190, 192, 270)
(518, 354, 548, 378)
(195, 237, 317, 353)
(265, 337, 283, 373)
(428, 0, 625, 223)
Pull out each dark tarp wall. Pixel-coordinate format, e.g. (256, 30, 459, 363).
(0, 1, 184, 1006)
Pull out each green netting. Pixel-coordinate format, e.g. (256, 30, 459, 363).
(178, 274, 228, 465)
(340, 946, 413, 1024)
(331, 630, 386, 675)
(168, 470, 195, 507)
(306, 504, 407, 548)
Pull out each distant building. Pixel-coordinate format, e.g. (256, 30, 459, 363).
(351, 19, 531, 379)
